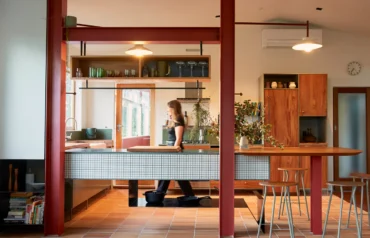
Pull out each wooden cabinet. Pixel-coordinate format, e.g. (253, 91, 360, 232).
(114, 180, 155, 188)
(299, 74, 327, 116)
(299, 143, 328, 189)
(264, 89, 299, 191)
(210, 181, 261, 189)
(258, 73, 328, 191)
(264, 89, 299, 147)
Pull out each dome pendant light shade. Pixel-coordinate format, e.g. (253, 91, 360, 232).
(125, 44, 153, 56)
(292, 37, 322, 52)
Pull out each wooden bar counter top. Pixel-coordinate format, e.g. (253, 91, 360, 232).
(234, 146, 362, 156)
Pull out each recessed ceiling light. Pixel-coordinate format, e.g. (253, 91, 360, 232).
(316, 7, 323, 11)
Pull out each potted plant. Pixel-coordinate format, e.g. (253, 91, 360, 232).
(208, 100, 283, 149)
(189, 101, 211, 143)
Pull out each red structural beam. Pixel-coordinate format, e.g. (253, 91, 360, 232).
(45, 0, 67, 236)
(219, 0, 235, 237)
(64, 27, 220, 43)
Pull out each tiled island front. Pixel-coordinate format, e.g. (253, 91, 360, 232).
(64, 149, 270, 181)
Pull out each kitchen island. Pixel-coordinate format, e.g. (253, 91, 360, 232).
(65, 146, 362, 235)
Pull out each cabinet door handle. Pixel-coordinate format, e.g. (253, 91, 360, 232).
(301, 111, 305, 113)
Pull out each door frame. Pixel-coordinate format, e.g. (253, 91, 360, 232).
(114, 84, 156, 149)
(333, 87, 370, 181)
(114, 84, 156, 189)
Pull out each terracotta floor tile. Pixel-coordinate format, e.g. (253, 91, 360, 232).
(82, 233, 113, 238)
(110, 232, 139, 238)
(2, 189, 370, 238)
(88, 228, 117, 233)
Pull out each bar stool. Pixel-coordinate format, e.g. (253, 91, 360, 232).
(323, 181, 365, 238)
(278, 167, 310, 220)
(346, 172, 370, 229)
(257, 181, 297, 238)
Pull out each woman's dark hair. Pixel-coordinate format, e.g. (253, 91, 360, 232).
(167, 100, 184, 126)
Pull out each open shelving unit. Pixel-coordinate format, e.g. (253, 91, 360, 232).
(70, 55, 211, 83)
(0, 160, 45, 231)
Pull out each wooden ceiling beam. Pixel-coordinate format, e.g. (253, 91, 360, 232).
(64, 27, 220, 44)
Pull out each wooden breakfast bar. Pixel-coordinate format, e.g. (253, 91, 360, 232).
(65, 146, 362, 236)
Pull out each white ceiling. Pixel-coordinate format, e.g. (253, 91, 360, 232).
(67, 0, 370, 36)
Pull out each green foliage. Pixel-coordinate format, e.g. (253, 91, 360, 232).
(189, 101, 211, 142)
(208, 100, 284, 149)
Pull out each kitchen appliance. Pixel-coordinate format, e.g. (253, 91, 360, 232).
(143, 191, 166, 204)
(176, 82, 210, 102)
(86, 128, 97, 139)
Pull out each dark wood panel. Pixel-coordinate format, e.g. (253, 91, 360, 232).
(299, 74, 327, 116)
(264, 89, 299, 192)
(264, 89, 299, 146)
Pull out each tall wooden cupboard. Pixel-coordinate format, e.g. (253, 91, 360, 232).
(259, 74, 328, 191)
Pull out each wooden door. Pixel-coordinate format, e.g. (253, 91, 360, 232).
(264, 89, 299, 191)
(299, 74, 327, 116)
(114, 84, 156, 188)
(333, 87, 370, 182)
(299, 143, 328, 188)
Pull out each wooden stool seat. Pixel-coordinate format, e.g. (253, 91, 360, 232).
(259, 181, 297, 187)
(327, 181, 365, 187)
(278, 167, 309, 171)
(350, 172, 370, 180)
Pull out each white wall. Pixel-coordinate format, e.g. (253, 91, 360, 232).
(235, 26, 370, 180)
(0, 0, 46, 160)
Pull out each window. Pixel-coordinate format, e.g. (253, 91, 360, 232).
(121, 89, 150, 138)
(65, 71, 75, 130)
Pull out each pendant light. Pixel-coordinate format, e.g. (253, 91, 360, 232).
(125, 44, 153, 56)
(292, 21, 322, 52)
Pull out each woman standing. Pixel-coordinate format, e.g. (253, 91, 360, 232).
(156, 100, 195, 196)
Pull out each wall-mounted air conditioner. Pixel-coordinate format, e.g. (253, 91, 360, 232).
(261, 29, 322, 48)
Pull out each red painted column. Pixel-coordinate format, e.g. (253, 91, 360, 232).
(44, 0, 67, 235)
(310, 155, 323, 235)
(219, 0, 235, 237)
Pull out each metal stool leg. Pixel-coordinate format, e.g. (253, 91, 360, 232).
(278, 170, 287, 219)
(367, 180, 370, 227)
(285, 187, 295, 237)
(337, 186, 344, 238)
(322, 185, 333, 238)
(270, 187, 277, 237)
(359, 182, 364, 238)
(350, 186, 360, 238)
(346, 177, 355, 228)
(257, 186, 267, 238)
(300, 170, 310, 220)
(295, 171, 302, 216)
(281, 171, 289, 216)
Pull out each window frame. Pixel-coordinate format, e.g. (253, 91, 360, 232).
(65, 74, 76, 131)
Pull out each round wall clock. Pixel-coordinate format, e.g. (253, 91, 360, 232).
(347, 61, 362, 76)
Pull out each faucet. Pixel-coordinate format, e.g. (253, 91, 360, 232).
(65, 117, 78, 142)
(65, 117, 78, 131)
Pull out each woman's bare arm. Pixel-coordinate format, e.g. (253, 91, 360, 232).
(174, 126, 184, 146)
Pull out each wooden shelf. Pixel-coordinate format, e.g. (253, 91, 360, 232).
(70, 55, 211, 84)
(71, 77, 210, 83)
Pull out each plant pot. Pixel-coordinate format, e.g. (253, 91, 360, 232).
(239, 136, 249, 149)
